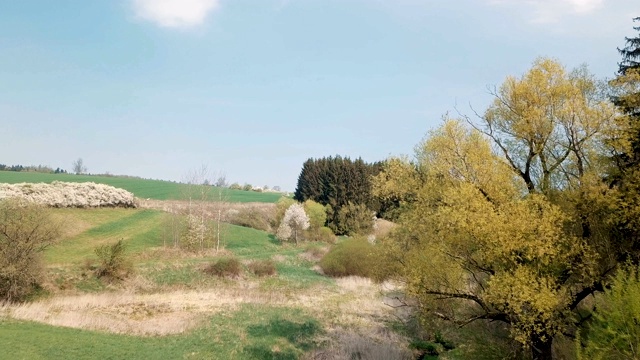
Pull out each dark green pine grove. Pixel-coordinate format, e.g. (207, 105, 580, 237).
(293, 156, 385, 234)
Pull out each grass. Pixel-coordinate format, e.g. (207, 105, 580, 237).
(2, 206, 414, 359)
(0, 171, 282, 203)
(45, 208, 164, 264)
(0, 305, 321, 360)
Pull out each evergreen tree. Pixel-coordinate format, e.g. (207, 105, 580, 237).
(613, 17, 640, 166)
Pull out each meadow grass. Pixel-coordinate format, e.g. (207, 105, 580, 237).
(0, 171, 282, 203)
(0, 305, 321, 360)
(2, 207, 413, 359)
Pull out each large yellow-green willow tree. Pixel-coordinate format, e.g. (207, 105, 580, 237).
(374, 58, 619, 360)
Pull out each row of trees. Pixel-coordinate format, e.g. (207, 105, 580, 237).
(370, 18, 640, 360)
(0, 164, 67, 174)
(293, 156, 383, 234)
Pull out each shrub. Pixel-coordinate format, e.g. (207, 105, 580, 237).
(327, 202, 374, 236)
(303, 199, 327, 229)
(204, 257, 242, 278)
(277, 203, 310, 244)
(0, 199, 61, 302)
(94, 239, 132, 281)
(319, 237, 377, 278)
(248, 259, 277, 277)
(577, 264, 640, 359)
(274, 197, 296, 227)
(227, 207, 272, 232)
(0, 181, 136, 208)
(305, 226, 336, 243)
(229, 183, 242, 190)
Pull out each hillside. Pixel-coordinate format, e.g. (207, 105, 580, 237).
(0, 171, 282, 203)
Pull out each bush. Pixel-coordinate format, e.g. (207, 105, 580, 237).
(227, 207, 273, 232)
(204, 257, 242, 278)
(319, 237, 377, 278)
(94, 239, 132, 281)
(577, 265, 640, 359)
(327, 202, 374, 236)
(0, 199, 61, 302)
(304, 200, 327, 229)
(305, 226, 336, 243)
(0, 181, 136, 208)
(248, 259, 277, 277)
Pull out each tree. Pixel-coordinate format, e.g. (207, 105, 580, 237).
(375, 59, 620, 360)
(72, 158, 87, 174)
(0, 199, 61, 301)
(293, 156, 384, 234)
(276, 203, 310, 245)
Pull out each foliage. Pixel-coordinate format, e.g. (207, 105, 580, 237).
(248, 259, 277, 277)
(0, 181, 137, 208)
(94, 239, 132, 281)
(303, 199, 326, 229)
(226, 207, 273, 232)
(577, 265, 640, 359)
(479, 57, 615, 194)
(276, 203, 310, 244)
(274, 197, 296, 228)
(319, 237, 377, 278)
(293, 155, 385, 234)
(371, 156, 419, 221)
(180, 214, 213, 251)
(204, 257, 242, 278)
(328, 201, 374, 236)
(242, 183, 252, 191)
(375, 61, 621, 359)
(305, 226, 336, 243)
(0, 199, 61, 302)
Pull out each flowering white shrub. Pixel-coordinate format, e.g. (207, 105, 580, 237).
(0, 182, 136, 208)
(276, 203, 310, 244)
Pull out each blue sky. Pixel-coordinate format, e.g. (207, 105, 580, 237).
(0, 0, 637, 190)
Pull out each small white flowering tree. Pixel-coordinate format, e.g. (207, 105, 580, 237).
(276, 203, 310, 245)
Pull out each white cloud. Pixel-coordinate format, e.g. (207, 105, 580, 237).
(132, 0, 221, 28)
(489, 0, 604, 23)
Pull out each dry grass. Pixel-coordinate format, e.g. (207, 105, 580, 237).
(298, 246, 330, 262)
(0, 275, 404, 343)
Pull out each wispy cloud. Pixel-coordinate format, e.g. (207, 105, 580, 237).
(489, 0, 604, 23)
(132, 0, 221, 28)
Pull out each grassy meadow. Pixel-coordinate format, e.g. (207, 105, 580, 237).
(0, 206, 413, 360)
(0, 171, 282, 203)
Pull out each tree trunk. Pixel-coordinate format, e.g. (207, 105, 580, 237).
(531, 336, 553, 360)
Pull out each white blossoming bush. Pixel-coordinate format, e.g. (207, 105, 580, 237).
(276, 203, 310, 244)
(0, 182, 137, 208)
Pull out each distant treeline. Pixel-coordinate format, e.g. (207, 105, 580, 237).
(0, 164, 67, 174)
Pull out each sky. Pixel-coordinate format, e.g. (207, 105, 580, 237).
(0, 0, 638, 191)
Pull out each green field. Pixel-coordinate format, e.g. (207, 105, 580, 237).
(0, 207, 409, 359)
(0, 171, 283, 203)
(0, 305, 320, 360)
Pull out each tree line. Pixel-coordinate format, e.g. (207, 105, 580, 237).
(0, 163, 67, 174)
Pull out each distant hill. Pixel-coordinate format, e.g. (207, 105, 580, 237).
(0, 171, 282, 203)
